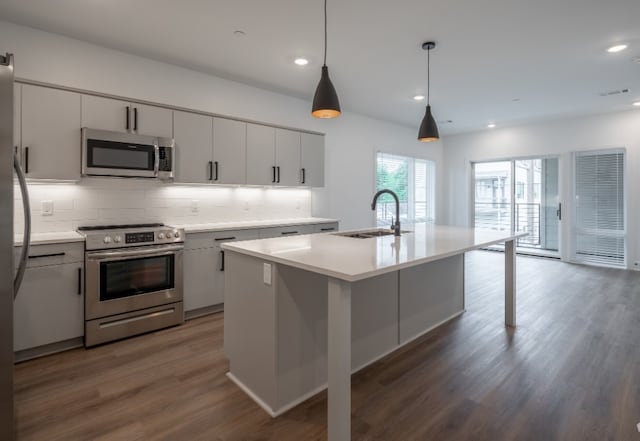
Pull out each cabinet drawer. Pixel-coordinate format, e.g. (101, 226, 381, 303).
(259, 224, 315, 239)
(314, 222, 339, 233)
(185, 229, 260, 250)
(14, 242, 84, 268)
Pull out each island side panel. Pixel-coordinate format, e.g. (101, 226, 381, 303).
(399, 253, 464, 344)
(275, 265, 399, 411)
(224, 251, 278, 411)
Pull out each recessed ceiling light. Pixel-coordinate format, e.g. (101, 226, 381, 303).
(607, 44, 628, 53)
(487, 123, 496, 129)
(294, 58, 309, 66)
(633, 101, 640, 107)
(233, 30, 246, 37)
(413, 95, 425, 101)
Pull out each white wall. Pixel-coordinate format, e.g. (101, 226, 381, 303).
(1, 20, 444, 232)
(443, 109, 640, 268)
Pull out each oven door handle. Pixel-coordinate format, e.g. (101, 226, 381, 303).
(87, 245, 184, 261)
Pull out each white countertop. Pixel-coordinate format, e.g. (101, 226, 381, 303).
(174, 218, 338, 234)
(14, 218, 339, 246)
(222, 223, 527, 282)
(14, 231, 85, 247)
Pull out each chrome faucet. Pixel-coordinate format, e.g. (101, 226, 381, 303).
(371, 189, 401, 236)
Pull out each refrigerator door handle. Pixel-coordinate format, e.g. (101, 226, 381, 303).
(13, 152, 31, 298)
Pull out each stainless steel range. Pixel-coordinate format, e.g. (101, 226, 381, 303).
(78, 223, 184, 347)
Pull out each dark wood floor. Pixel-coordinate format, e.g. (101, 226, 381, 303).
(14, 251, 640, 440)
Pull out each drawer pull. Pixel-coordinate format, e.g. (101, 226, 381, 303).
(77, 268, 82, 296)
(220, 250, 225, 271)
(214, 236, 236, 241)
(281, 231, 298, 235)
(28, 252, 65, 259)
(320, 227, 335, 231)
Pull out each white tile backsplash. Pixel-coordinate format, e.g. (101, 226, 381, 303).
(14, 178, 312, 233)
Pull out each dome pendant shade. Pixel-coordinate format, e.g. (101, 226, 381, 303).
(312, 65, 341, 118)
(418, 105, 439, 142)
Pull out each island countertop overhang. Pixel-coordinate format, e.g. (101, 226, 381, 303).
(222, 224, 526, 282)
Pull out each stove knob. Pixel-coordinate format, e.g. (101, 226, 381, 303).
(174, 231, 180, 238)
(114, 235, 122, 243)
(103, 236, 112, 244)
(158, 233, 165, 239)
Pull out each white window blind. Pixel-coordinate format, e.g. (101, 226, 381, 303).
(375, 152, 435, 225)
(573, 150, 625, 267)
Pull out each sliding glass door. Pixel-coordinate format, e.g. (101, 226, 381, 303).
(473, 157, 560, 256)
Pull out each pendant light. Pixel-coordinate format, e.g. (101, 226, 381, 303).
(418, 41, 439, 142)
(311, 0, 341, 118)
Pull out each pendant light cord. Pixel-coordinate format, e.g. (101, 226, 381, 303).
(427, 47, 430, 106)
(323, 0, 328, 66)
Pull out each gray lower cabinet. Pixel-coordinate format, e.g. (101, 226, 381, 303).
(314, 222, 339, 233)
(20, 84, 81, 180)
(13, 243, 84, 352)
(259, 224, 315, 238)
(183, 229, 259, 313)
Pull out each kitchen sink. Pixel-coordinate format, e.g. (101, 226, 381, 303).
(333, 229, 411, 239)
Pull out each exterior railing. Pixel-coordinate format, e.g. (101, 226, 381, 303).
(474, 202, 541, 247)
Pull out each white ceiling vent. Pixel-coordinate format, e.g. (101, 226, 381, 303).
(599, 88, 630, 97)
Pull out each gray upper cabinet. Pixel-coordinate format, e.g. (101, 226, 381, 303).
(173, 110, 213, 184)
(21, 85, 81, 180)
(134, 103, 173, 138)
(81, 95, 130, 133)
(246, 123, 276, 185)
(213, 118, 246, 185)
(81, 95, 172, 138)
(275, 129, 301, 186)
(300, 133, 325, 187)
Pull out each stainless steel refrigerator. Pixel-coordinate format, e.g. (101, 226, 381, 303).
(1, 53, 32, 441)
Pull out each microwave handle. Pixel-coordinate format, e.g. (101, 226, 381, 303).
(154, 144, 160, 177)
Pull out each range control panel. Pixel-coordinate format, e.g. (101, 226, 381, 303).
(126, 232, 156, 244)
(80, 225, 184, 251)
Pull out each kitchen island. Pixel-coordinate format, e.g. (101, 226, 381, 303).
(222, 224, 525, 441)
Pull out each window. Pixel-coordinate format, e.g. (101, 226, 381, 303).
(375, 152, 435, 226)
(572, 150, 625, 267)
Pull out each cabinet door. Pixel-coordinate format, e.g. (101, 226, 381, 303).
(213, 118, 246, 185)
(173, 111, 213, 184)
(183, 247, 218, 311)
(81, 94, 130, 133)
(13, 83, 20, 153)
(275, 129, 301, 186)
(246, 123, 276, 185)
(21, 85, 81, 180)
(301, 133, 325, 187)
(133, 104, 173, 138)
(14, 263, 84, 351)
(213, 229, 260, 305)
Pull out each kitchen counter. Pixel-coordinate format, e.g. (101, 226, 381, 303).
(14, 231, 85, 247)
(222, 223, 524, 282)
(175, 217, 338, 234)
(13, 217, 339, 247)
(223, 224, 525, 441)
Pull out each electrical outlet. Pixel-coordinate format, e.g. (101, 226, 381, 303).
(296, 199, 301, 210)
(42, 200, 53, 216)
(190, 200, 199, 213)
(263, 263, 272, 285)
(244, 201, 249, 211)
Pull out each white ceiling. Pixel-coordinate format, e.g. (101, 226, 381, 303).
(1, 0, 639, 134)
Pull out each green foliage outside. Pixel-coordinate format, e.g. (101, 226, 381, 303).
(376, 161, 409, 202)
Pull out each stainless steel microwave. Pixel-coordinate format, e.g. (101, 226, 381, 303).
(81, 128, 174, 179)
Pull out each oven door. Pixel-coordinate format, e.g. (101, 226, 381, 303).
(82, 128, 159, 178)
(85, 244, 183, 320)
